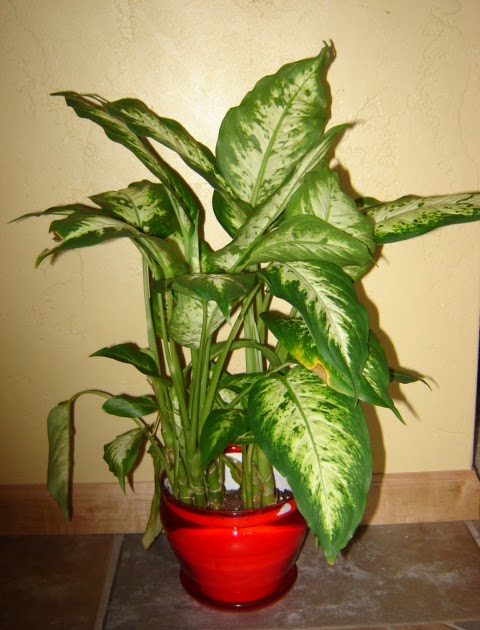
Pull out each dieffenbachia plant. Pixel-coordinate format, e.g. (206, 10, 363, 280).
(14, 43, 480, 563)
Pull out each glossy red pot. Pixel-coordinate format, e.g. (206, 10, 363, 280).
(160, 477, 308, 609)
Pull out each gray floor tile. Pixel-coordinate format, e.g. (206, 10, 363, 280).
(0, 534, 116, 630)
(103, 522, 480, 630)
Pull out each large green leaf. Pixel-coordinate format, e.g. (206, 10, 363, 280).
(362, 192, 480, 243)
(34, 209, 141, 266)
(244, 214, 373, 280)
(103, 428, 146, 492)
(249, 367, 372, 563)
(260, 261, 370, 395)
(172, 273, 256, 321)
(54, 92, 202, 224)
(262, 313, 402, 420)
(261, 313, 352, 395)
(91, 343, 159, 377)
(216, 45, 333, 207)
(209, 124, 349, 271)
(102, 394, 158, 417)
(284, 167, 375, 256)
(200, 409, 250, 470)
(168, 293, 225, 348)
(90, 180, 179, 238)
(47, 400, 73, 520)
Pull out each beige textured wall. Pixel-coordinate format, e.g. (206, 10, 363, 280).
(1, 0, 479, 484)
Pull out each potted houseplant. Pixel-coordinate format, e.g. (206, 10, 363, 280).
(14, 43, 480, 607)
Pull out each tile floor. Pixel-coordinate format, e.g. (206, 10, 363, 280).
(1, 521, 479, 630)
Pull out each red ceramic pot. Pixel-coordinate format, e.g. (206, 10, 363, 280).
(160, 476, 308, 609)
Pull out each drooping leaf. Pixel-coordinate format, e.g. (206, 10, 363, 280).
(362, 193, 480, 244)
(54, 92, 202, 224)
(260, 261, 370, 395)
(47, 400, 73, 520)
(172, 273, 256, 321)
(90, 180, 179, 237)
(209, 123, 349, 271)
(249, 367, 372, 564)
(142, 446, 163, 549)
(13, 203, 92, 222)
(91, 344, 159, 377)
(103, 428, 145, 492)
(284, 167, 375, 256)
(34, 209, 140, 266)
(391, 368, 431, 388)
(244, 214, 373, 280)
(102, 394, 158, 418)
(216, 45, 333, 208)
(200, 409, 249, 470)
(358, 333, 403, 422)
(106, 98, 238, 198)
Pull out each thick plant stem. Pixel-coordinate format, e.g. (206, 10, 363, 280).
(254, 445, 276, 506)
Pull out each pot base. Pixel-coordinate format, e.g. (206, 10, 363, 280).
(179, 564, 298, 610)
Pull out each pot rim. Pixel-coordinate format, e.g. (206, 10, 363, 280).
(160, 473, 300, 526)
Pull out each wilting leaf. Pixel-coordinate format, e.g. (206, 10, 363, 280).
(47, 400, 74, 520)
(103, 428, 146, 492)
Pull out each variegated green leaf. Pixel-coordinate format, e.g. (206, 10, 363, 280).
(90, 180, 179, 238)
(135, 236, 189, 280)
(358, 333, 403, 422)
(260, 261, 370, 395)
(172, 273, 256, 321)
(106, 98, 236, 197)
(216, 45, 333, 207)
(284, 167, 375, 256)
(200, 409, 249, 470)
(260, 313, 352, 395)
(262, 314, 403, 420)
(103, 428, 145, 493)
(212, 189, 253, 237)
(249, 367, 372, 563)
(244, 214, 373, 280)
(209, 123, 349, 271)
(102, 394, 158, 417)
(363, 192, 480, 243)
(55, 92, 201, 224)
(35, 210, 141, 266)
(91, 343, 159, 377)
(168, 293, 225, 348)
(47, 400, 73, 520)
(13, 203, 91, 221)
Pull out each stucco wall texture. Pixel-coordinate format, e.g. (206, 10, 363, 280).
(1, 0, 479, 483)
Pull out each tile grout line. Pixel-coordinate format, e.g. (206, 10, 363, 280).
(464, 520, 480, 549)
(94, 534, 124, 630)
